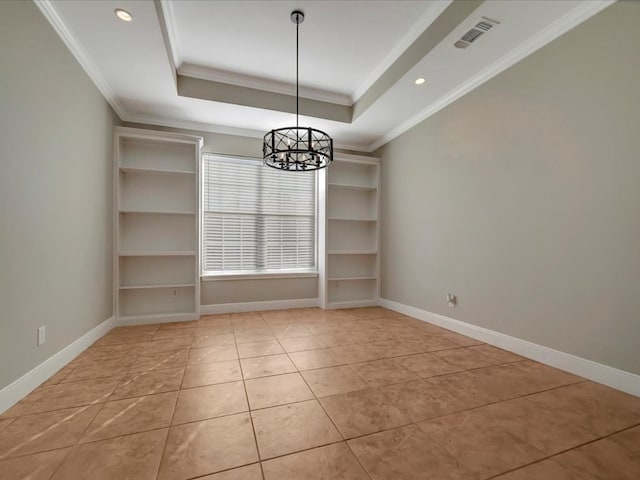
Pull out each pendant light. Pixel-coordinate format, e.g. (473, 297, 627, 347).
(263, 10, 333, 171)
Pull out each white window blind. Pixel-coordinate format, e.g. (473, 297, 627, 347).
(202, 155, 316, 274)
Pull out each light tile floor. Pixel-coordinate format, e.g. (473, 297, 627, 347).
(1, 307, 639, 479)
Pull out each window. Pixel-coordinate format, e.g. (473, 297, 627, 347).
(202, 154, 317, 275)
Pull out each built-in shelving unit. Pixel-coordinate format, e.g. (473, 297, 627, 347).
(114, 127, 203, 324)
(320, 154, 380, 308)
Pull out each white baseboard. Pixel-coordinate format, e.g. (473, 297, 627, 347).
(379, 298, 640, 397)
(0, 316, 116, 414)
(201, 298, 319, 315)
(117, 313, 198, 326)
(325, 299, 379, 310)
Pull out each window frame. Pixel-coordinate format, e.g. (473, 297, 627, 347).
(200, 153, 319, 279)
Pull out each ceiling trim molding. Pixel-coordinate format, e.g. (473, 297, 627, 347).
(178, 64, 353, 107)
(352, 0, 453, 102)
(33, 0, 126, 119)
(123, 113, 367, 152)
(366, 0, 616, 152)
(158, 0, 182, 69)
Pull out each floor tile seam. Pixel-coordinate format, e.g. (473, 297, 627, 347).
(9, 395, 120, 418)
(108, 386, 183, 403)
(285, 355, 526, 385)
(0, 443, 74, 467)
(283, 349, 349, 449)
(153, 374, 183, 480)
(235, 337, 267, 480)
(0, 417, 16, 433)
(342, 437, 376, 479)
(38, 443, 75, 480)
(398, 357, 529, 380)
(328, 411, 416, 442)
(237, 349, 288, 361)
(257, 437, 346, 464)
(374, 380, 591, 428)
(181, 374, 246, 389)
(258, 440, 376, 480)
(245, 389, 317, 413)
(441, 382, 591, 422)
(185, 462, 262, 480)
(413, 410, 550, 474)
(56, 371, 131, 385)
(517, 380, 637, 411)
(78, 423, 171, 450)
(482, 420, 640, 480)
(0, 411, 171, 462)
(0, 402, 104, 461)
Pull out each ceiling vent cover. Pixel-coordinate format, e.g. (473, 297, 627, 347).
(455, 17, 500, 49)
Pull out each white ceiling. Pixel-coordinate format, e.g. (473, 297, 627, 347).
(38, 0, 614, 152)
(171, 0, 438, 103)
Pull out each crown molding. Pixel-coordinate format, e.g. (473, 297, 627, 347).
(34, 0, 126, 119)
(123, 113, 266, 139)
(178, 64, 353, 107)
(122, 113, 367, 152)
(366, 0, 616, 152)
(353, 0, 453, 102)
(157, 0, 182, 70)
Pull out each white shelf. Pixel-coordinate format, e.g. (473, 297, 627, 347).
(119, 213, 195, 252)
(119, 210, 195, 216)
(119, 166, 195, 175)
(328, 188, 377, 221)
(323, 155, 380, 309)
(328, 276, 377, 281)
(328, 183, 376, 192)
(118, 251, 196, 257)
(328, 250, 377, 255)
(328, 217, 376, 222)
(119, 285, 195, 316)
(119, 283, 196, 290)
(115, 128, 202, 324)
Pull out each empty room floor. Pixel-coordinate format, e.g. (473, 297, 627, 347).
(1, 307, 639, 479)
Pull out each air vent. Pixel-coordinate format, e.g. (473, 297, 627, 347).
(454, 17, 500, 49)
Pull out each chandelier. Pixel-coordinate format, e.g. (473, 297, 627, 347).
(263, 10, 333, 171)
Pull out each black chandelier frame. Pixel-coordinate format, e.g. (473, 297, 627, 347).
(262, 10, 333, 172)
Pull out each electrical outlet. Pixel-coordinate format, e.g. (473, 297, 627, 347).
(446, 293, 457, 308)
(37, 326, 46, 346)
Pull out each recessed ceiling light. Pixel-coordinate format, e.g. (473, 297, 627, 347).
(114, 9, 132, 22)
(414, 77, 426, 85)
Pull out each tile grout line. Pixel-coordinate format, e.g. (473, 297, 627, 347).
(482, 419, 640, 479)
(234, 324, 267, 480)
(0, 376, 593, 464)
(3, 309, 637, 479)
(278, 337, 375, 479)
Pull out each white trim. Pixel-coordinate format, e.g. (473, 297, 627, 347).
(179, 64, 352, 106)
(353, 0, 453, 101)
(366, 0, 615, 152)
(0, 316, 115, 415)
(158, 0, 182, 70)
(202, 272, 318, 282)
(325, 299, 379, 309)
(123, 113, 368, 152)
(117, 313, 198, 326)
(33, 0, 126, 119)
(379, 298, 640, 397)
(200, 298, 318, 315)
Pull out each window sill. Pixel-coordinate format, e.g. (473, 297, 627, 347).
(201, 271, 318, 281)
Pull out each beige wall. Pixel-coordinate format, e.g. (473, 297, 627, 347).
(0, 2, 119, 389)
(124, 123, 319, 305)
(377, 2, 640, 375)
